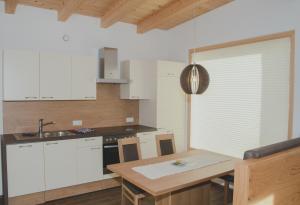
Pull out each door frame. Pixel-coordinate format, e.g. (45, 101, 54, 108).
(187, 30, 296, 149)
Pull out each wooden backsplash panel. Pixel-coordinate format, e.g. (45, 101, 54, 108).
(3, 84, 139, 134)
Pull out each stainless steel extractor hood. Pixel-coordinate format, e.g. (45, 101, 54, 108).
(97, 47, 128, 84)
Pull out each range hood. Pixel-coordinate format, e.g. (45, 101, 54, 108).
(97, 47, 129, 84)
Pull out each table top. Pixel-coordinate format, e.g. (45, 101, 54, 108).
(108, 149, 241, 196)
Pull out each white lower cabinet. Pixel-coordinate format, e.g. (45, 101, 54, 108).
(7, 143, 45, 197)
(138, 132, 158, 159)
(77, 137, 103, 184)
(44, 140, 77, 190)
(7, 133, 162, 197)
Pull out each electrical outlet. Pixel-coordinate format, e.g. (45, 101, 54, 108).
(126, 117, 134, 123)
(72, 120, 82, 126)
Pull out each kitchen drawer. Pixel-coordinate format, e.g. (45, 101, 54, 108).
(77, 136, 103, 147)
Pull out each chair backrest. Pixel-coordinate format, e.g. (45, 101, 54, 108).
(118, 137, 142, 163)
(233, 138, 300, 205)
(156, 134, 176, 156)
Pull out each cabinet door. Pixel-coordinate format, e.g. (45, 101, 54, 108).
(71, 56, 97, 100)
(77, 145, 103, 184)
(138, 132, 158, 159)
(40, 53, 72, 100)
(157, 62, 186, 131)
(120, 60, 154, 100)
(173, 129, 186, 153)
(3, 50, 39, 101)
(7, 143, 45, 197)
(44, 140, 77, 190)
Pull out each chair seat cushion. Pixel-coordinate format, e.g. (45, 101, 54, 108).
(123, 180, 146, 195)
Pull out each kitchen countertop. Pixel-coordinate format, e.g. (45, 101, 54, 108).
(1, 125, 157, 145)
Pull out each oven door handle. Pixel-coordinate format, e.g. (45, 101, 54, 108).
(103, 145, 118, 148)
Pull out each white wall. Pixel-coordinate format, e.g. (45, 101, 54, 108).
(167, 0, 300, 138)
(0, 2, 172, 60)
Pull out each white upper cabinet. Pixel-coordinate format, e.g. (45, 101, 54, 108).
(120, 60, 154, 100)
(71, 56, 97, 100)
(3, 50, 39, 101)
(3, 50, 97, 101)
(40, 53, 72, 100)
(7, 143, 45, 197)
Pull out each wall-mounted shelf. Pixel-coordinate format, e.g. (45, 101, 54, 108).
(96, 78, 129, 84)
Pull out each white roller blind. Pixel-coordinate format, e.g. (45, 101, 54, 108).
(191, 38, 291, 158)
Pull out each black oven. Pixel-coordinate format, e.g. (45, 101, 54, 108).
(102, 135, 133, 175)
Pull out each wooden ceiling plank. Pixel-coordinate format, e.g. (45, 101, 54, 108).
(5, 0, 18, 14)
(137, 0, 208, 33)
(58, 0, 85, 22)
(101, 0, 144, 28)
(159, 0, 232, 30)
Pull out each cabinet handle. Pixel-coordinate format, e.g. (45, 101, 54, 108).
(84, 96, 95, 99)
(19, 145, 33, 148)
(85, 138, 96, 142)
(25, 97, 38, 99)
(46, 142, 58, 145)
(90, 147, 101, 150)
(42, 97, 54, 99)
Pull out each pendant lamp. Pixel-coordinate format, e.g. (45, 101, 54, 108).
(180, 1, 210, 95)
(180, 64, 209, 94)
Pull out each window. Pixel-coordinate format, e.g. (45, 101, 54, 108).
(190, 37, 292, 158)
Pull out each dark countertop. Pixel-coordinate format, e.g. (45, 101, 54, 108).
(1, 125, 157, 145)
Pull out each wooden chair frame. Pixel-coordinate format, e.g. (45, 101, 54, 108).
(156, 134, 176, 156)
(121, 179, 146, 205)
(118, 137, 145, 205)
(118, 137, 142, 163)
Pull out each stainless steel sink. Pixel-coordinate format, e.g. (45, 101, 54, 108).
(14, 131, 76, 140)
(42, 131, 76, 138)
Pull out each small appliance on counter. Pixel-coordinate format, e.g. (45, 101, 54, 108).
(74, 128, 95, 134)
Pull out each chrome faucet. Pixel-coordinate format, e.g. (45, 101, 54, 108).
(38, 119, 55, 138)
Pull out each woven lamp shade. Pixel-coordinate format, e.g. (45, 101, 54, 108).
(180, 64, 209, 94)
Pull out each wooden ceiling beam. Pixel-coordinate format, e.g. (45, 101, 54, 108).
(101, 0, 144, 28)
(58, 0, 85, 22)
(137, 0, 208, 34)
(5, 0, 18, 14)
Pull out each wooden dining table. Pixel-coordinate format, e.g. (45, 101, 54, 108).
(108, 149, 241, 205)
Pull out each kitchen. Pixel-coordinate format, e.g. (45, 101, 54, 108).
(0, 44, 187, 204)
(1, 1, 300, 205)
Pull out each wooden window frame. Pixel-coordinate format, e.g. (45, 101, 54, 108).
(187, 31, 296, 150)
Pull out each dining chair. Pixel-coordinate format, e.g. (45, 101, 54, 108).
(156, 134, 176, 156)
(118, 137, 146, 205)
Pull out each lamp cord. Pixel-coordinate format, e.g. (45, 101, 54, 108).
(192, 1, 198, 64)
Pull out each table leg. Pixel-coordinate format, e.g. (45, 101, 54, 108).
(155, 193, 171, 205)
